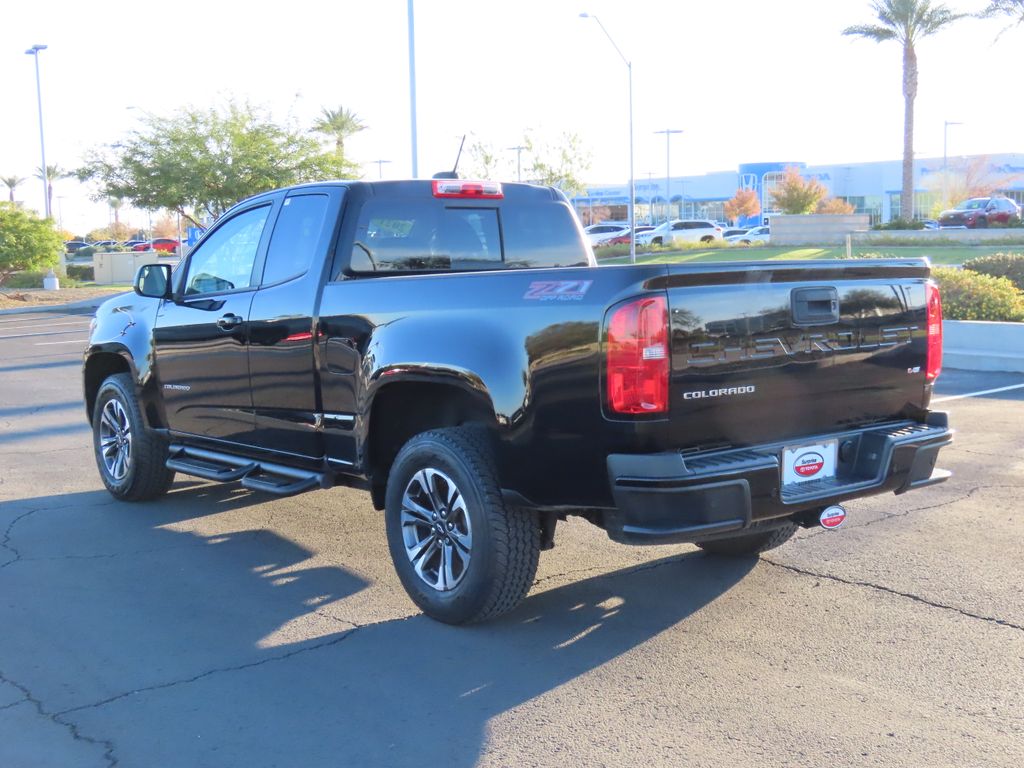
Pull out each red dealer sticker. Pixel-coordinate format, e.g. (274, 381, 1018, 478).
(794, 451, 825, 477)
(819, 506, 847, 529)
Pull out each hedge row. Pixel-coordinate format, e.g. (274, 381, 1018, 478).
(932, 266, 1024, 322)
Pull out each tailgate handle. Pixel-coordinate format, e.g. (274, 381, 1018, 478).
(791, 287, 839, 326)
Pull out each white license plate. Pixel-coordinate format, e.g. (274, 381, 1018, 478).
(781, 440, 838, 486)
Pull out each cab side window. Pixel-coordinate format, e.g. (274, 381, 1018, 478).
(261, 194, 331, 285)
(184, 205, 271, 296)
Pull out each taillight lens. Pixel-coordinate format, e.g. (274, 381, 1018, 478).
(606, 295, 669, 414)
(926, 281, 943, 382)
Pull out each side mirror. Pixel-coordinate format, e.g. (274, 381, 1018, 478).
(134, 263, 173, 299)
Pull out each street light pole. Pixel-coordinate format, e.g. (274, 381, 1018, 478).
(507, 145, 526, 182)
(580, 12, 635, 264)
(407, 0, 419, 178)
(25, 44, 49, 219)
(653, 129, 682, 224)
(370, 159, 392, 179)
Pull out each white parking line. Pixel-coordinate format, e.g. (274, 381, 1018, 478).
(933, 383, 1024, 403)
(34, 338, 90, 346)
(0, 320, 91, 332)
(0, 329, 90, 342)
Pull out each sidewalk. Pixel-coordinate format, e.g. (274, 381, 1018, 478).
(0, 290, 127, 316)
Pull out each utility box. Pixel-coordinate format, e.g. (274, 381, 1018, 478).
(93, 251, 163, 285)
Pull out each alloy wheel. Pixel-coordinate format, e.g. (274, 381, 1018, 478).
(400, 468, 473, 591)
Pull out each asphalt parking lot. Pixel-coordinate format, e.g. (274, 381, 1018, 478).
(1, 308, 1022, 768)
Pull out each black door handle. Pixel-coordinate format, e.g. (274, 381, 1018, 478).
(216, 313, 243, 330)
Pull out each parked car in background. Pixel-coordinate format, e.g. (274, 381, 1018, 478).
(637, 219, 724, 247)
(133, 238, 180, 253)
(938, 197, 1021, 228)
(584, 223, 631, 247)
(722, 227, 750, 238)
(726, 225, 771, 245)
(90, 240, 119, 250)
(120, 240, 148, 249)
(605, 225, 655, 246)
(64, 240, 90, 253)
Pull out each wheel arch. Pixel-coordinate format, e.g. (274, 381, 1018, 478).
(83, 346, 165, 429)
(363, 377, 499, 510)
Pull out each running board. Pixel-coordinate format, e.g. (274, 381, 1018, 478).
(166, 444, 330, 497)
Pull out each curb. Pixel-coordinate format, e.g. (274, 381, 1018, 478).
(0, 292, 128, 317)
(944, 320, 1024, 374)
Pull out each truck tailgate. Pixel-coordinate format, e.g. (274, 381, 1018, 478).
(662, 260, 933, 450)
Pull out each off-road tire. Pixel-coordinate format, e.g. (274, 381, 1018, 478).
(695, 522, 798, 556)
(384, 427, 540, 624)
(93, 373, 175, 501)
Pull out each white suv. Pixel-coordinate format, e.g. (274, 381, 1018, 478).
(637, 220, 723, 247)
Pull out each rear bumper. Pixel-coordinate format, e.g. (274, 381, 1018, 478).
(604, 413, 953, 545)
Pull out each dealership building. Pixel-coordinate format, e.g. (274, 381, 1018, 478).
(571, 152, 1024, 228)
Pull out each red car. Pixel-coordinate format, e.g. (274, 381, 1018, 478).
(938, 197, 1021, 228)
(133, 238, 180, 253)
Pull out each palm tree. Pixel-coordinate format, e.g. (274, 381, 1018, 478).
(843, 1, 965, 222)
(312, 106, 366, 154)
(1, 175, 25, 202)
(34, 164, 71, 218)
(979, 1, 1024, 37)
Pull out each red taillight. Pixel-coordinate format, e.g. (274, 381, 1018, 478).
(432, 179, 503, 199)
(606, 295, 669, 414)
(926, 281, 943, 382)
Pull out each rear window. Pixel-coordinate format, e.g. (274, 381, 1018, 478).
(348, 198, 587, 273)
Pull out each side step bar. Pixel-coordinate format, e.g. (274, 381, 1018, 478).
(166, 444, 331, 497)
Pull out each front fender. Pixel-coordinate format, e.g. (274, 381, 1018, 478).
(84, 294, 164, 427)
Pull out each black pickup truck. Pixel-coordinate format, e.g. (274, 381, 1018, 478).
(84, 179, 952, 623)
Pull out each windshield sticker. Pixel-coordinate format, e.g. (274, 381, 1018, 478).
(524, 280, 593, 301)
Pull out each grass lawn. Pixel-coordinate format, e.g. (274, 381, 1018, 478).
(599, 244, 1024, 267)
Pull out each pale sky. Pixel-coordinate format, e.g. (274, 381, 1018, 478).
(2, 0, 1020, 234)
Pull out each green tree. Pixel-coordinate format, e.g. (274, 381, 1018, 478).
(769, 167, 828, 214)
(465, 139, 508, 180)
(0, 202, 64, 286)
(724, 188, 760, 223)
(2, 175, 26, 203)
(523, 131, 591, 198)
(312, 106, 366, 154)
(843, 1, 965, 221)
(34, 164, 72, 216)
(79, 102, 359, 227)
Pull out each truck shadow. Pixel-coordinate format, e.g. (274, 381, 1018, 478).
(1, 486, 756, 766)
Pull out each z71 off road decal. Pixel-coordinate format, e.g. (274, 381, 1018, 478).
(524, 280, 593, 301)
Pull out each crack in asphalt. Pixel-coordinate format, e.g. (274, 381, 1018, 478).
(0, 508, 40, 571)
(50, 555, 696, 721)
(761, 559, 1024, 633)
(56, 625, 369, 718)
(0, 668, 117, 767)
(799, 483, 1019, 541)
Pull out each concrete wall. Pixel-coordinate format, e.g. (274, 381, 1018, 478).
(944, 320, 1024, 373)
(771, 214, 871, 246)
(854, 229, 1024, 246)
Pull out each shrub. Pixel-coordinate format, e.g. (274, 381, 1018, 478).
(66, 264, 95, 282)
(963, 253, 1024, 291)
(932, 266, 1024, 322)
(871, 219, 925, 230)
(1, 271, 83, 289)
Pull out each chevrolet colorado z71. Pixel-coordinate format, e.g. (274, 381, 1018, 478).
(84, 179, 952, 623)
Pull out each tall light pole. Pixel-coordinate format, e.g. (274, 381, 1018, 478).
(507, 145, 526, 182)
(25, 44, 49, 219)
(943, 120, 962, 207)
(370, 159, 392, 179)
(407, 0, 419, 178)
(580, 12, 635, 263)
(653, 129, 682, 224)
